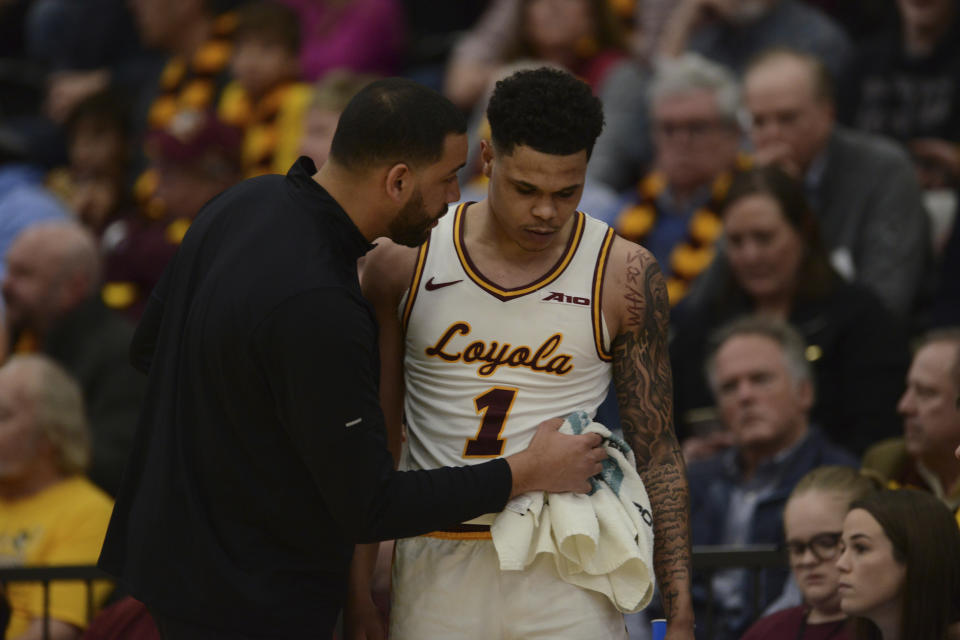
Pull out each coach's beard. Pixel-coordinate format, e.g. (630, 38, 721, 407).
(390, 189, 447, 248)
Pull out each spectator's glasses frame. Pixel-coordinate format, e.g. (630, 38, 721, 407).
(785, 531, 843, 563)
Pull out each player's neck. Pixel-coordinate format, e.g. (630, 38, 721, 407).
(466, 201, 575, 283)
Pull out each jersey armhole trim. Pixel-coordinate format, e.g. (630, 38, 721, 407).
(401, 236, 431, 333)
(592, 227, 615, 362)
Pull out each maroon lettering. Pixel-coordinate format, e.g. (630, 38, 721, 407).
(425, 322, 470, 360)
(424, 322, 574, 377)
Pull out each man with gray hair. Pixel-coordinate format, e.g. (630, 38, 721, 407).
(2, 222, 144, 496)
(678, 315, 855, 640)
(0, 354, 114, 639)
(587, 0, 850, 192)
(605, 52, 744, 305)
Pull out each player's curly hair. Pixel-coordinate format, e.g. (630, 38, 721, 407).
(486, 67, 604, 159)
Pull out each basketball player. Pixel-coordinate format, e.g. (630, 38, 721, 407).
(352, 68, 695, 639)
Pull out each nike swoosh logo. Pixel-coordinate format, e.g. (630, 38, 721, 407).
(424, 277, 463, 291)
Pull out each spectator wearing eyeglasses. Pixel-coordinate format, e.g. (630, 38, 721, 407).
(674, 315, 858, 640)
(603, 52, 745, 308)
(742, 465, 882, 640)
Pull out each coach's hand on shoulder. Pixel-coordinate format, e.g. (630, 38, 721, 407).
(506, 417, 606, 497)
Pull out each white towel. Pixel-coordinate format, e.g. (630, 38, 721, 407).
(491, 411, 656, 613)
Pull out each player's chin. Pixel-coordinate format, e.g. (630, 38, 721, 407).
(518, 229, 559, 251)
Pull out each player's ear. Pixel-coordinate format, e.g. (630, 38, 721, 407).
(384, 163, 412, 203)
(480, 140, 494, 178)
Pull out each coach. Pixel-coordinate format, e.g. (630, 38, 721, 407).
(99, 79, 606, 639)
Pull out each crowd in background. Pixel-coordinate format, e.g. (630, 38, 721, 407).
(0, 0, 959, 638)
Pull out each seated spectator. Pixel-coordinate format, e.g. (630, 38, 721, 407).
(0, 161, 69, 284)
(738, 48, 929, 316)
(863, 330, 960, 520)
(678, 315, 856, 640)
(838, 0, 960, 191)
(3, 222, 145, 496)
(25, 0, 142, 121)
(0, 354, 114, 639)
(609, 52, 745, 305)
(587, 0, 852, 194)
(839, 0, 960, 265)
(129, 0, 236, 134)
(101, 110, 242, 320)
(659, 0, 852, 79)
(444, 0, 628, 112)
(837, 489, 960, 640)
(298, 70, 378, 169)
(109, 0, 240, 239)
(46, 89, 132, 237)
(217, 1, 312, 178)
(672, 166, 908, 456)
(742, 465, 880, 640)
(456, 2, 628, 198)
(275, 0, 404, 81)
(499, 0, 627, 93)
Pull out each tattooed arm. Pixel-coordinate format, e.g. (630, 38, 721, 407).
(604, 238, 695, 639)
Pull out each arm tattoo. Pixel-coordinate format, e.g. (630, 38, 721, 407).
(612, 249, 693, 623)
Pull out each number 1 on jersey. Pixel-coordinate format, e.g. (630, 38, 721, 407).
(463, 387, 518, 457)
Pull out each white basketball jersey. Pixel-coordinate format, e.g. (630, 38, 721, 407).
(399, 203, 616, 471)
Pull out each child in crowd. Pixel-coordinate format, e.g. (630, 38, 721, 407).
(47, 89, 130, 237)
(218, 1, 311, 177)
(298, 70, 378, 168)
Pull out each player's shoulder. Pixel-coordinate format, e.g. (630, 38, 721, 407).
(603, 233, 661, 287)
(361, 237, 420, 301)
(601, 234, 667, 338)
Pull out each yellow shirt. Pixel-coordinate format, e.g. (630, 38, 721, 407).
(0, 476, 114, 636)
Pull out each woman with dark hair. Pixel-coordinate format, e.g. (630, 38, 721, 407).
(836, 489, 960, 640)
(671, 165, 909, 458)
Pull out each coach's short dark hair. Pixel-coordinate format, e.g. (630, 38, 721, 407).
(329, 78, 467, 171)
(486, 67, 605, 158)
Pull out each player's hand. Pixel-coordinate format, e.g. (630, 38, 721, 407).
(343, 591, 387, 640)
(506, 417, 606, 496)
